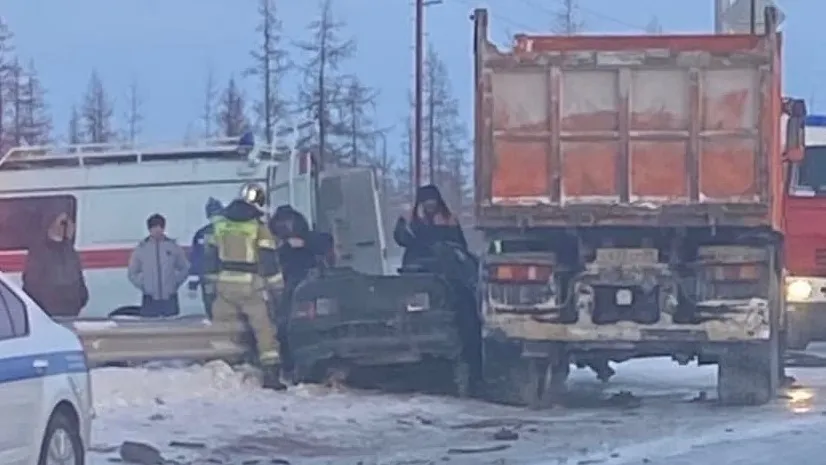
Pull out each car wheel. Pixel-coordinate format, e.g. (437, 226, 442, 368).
(38, 410, 84, 465)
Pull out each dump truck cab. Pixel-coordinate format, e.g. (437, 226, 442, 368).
(784, 111, 826, 350)
(473, 7, 801, 407)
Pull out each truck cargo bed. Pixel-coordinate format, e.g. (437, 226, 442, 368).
(472, 9, 782, 229)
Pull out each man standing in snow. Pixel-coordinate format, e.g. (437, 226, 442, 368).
(128, 213, 190, 317)
(188, 198, 224, 318)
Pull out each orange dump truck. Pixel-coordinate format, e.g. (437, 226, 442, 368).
(473, 7, 805, 407)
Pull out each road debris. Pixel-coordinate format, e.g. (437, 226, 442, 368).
(447, 444, 512, 454)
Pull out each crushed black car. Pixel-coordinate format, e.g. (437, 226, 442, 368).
(287, 242, 480, 397)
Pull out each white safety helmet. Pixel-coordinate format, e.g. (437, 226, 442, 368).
(239, 183, 266, 209)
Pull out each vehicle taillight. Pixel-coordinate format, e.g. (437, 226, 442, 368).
(293, 298, 338, 319)
(406, 292, 430, 312)
(708, 264, 760, 281)
(489, 264, 553, 283)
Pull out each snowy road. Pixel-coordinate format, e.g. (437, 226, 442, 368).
(86, 347, 826, 465)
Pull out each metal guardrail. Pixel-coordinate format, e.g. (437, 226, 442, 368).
(55, 316, 248, 367)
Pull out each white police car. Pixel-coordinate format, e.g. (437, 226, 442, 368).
(0, 273, 92, 465)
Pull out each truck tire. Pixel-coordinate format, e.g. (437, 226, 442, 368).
(540, 357, 570, 408)
(717, 340, 778, 405)
(786, 314, 810, 351)
(482, 341, 543, 407)
(718, 246, 782, 406)
(453, 360, 471, 398)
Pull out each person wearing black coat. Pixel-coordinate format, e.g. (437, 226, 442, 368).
(393, 184, 481, 393)
(268, 205, 328, 378)
(269, 206, 329, 284)
(393, 184, 468, 268)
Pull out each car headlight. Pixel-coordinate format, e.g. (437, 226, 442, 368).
(787, 280, 813, 301)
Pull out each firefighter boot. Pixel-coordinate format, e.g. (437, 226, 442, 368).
(262, 364, 287, 391)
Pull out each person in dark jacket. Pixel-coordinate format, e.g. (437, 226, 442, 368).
(393, 184, 468, 268)
(393, 184, 481, 392)
(269, 205, 325, 286)
(22, 209, 89, 317)
(188, 197, 224, 317)
(268, 205, 327, 379)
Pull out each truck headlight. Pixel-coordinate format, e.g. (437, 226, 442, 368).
(787, 280, 813, 301)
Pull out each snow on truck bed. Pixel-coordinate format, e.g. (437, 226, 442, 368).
(88, 358, 826, 465)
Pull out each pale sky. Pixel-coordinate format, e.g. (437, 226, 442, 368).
(0, 0, 816, 162)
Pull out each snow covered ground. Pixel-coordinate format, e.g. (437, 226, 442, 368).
(87, 348, 826, 465)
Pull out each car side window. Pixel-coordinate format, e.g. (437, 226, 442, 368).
(0, 281, 28, 338)
(0, 299, 14, 340)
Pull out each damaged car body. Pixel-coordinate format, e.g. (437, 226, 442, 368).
(288, 267, 469, 396)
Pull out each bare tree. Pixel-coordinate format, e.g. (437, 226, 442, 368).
(16, 60, 51, 145)
(216, 76, 250, 138)
(0, 19, 15, 152)
(201, 66, 218, 139)
(80, 70, 116, 143)
(122, 80, 144, 144)
(371, 131, 392, 199)
(392, 96, 416, 207)
(423, 46, 469, 211)
(7, 58, 22, 146)
(245, 0, 290, 145)
(295, 0, 356, 170)
(5, 57, 52, 147)
(333, 76, 381, 166)
(646, 16, 663, 34)
(383, 111, 416, 249)
(553, 0, 585, 35)
(67, 105, 81, 144)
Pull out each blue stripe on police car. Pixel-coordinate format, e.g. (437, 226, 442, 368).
(0, 350, 88, 384)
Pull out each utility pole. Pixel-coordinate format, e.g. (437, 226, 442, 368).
(714, 0, 727, 33)
(414, 0, 424, 192)
(263, 0, 273, 145)
(427, 55, 436, 185)
(413, 0, 442, 195)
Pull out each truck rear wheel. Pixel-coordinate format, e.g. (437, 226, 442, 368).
(453, 360, 471, 398)
(482, 341, 543, 407)
(718, 246, 782, 406)
(786, 313, 811, 351)
(717, 340, 779, 405)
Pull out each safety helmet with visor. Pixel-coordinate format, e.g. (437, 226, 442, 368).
(239, 183, 267, 209)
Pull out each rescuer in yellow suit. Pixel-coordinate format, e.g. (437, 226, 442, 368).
(204, 183, 286, 390)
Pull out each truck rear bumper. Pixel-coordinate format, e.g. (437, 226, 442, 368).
(482, 334, 768, 363)
(484, 302, 770, 343)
